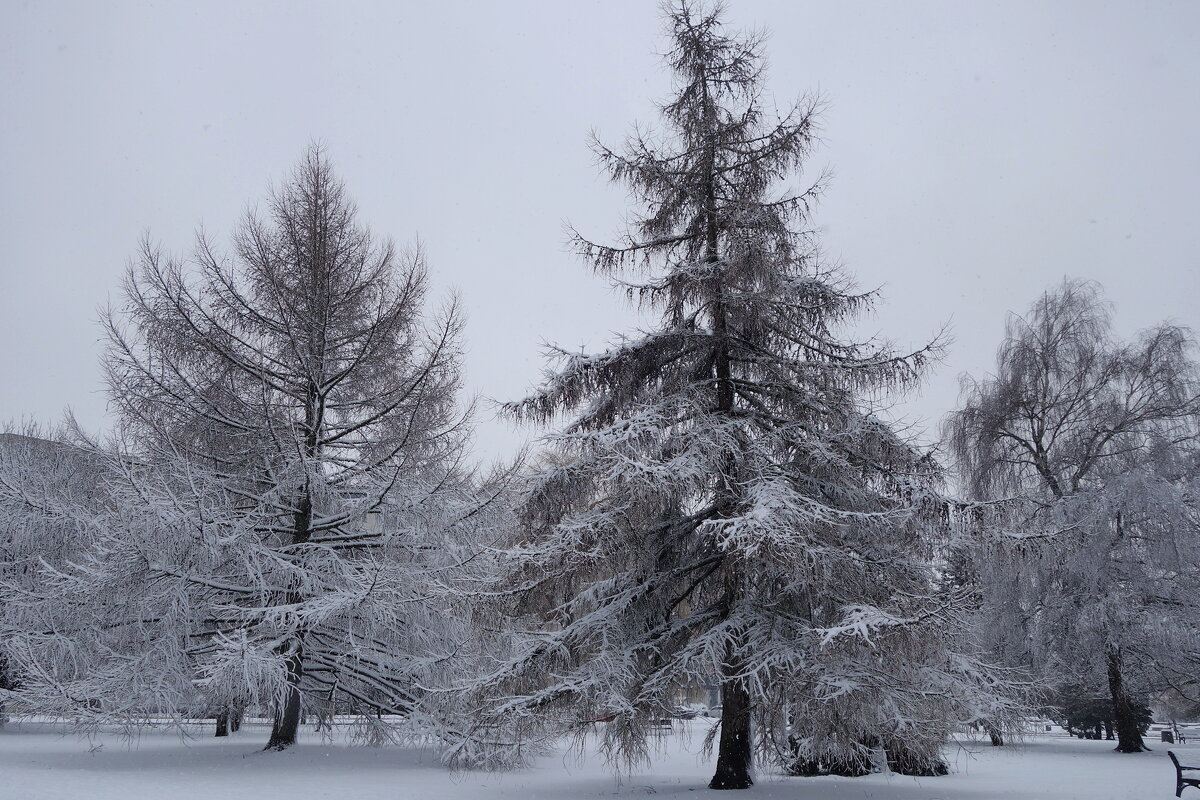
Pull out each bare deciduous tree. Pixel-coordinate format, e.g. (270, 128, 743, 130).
(945, 278, 1200, 753)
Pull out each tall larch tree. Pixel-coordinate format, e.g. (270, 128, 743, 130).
(460, 2, 1015, 789)
(1, 146, 480, 751)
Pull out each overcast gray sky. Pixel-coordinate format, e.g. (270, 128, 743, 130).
(2, 0, 1198, 463)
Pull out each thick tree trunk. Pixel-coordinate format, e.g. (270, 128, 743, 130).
(265, 399, 318, 752)
(708, 561, 753, 790)
(265, 649, 304, 750)
(709, 676, 753, 790)
(984, 721, 1004, 747)
(1106, 644, 1148, 753)
(215, 710, 229, 737)
(230, 706, 243, 733)
(698, 67, 752, 792)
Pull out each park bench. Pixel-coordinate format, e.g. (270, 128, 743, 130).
(1169, 751, 1200, 797)
(648, 718, 673, 734)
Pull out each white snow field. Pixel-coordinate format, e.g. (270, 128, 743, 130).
(0, 719, 1193, 800)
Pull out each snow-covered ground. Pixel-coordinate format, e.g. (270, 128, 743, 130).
(0, 718, 1193, 800)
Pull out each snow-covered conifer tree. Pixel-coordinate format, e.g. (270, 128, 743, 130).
(945, 279, 1200, 753)
(1, 147, 490, 750)
(461, 2, 1018, 788)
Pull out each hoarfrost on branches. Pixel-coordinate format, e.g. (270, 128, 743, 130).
(945, 278, 1200, 753)
(454, 1, 1025, 789)
(0, 147, 511, 752)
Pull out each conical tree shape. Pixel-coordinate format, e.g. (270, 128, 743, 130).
(462, 1, 1017, 786)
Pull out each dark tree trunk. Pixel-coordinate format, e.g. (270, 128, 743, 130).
(708, 547, 751, 789)
(709, 677, 753, 790)
(706, 203, 751, 794)
(231, 706, 243, 732)
(1104, 719, 1114, 740)
(1106, 644, 1148, 753)
(984, 721, 1004, 747)
(265, 404, 317, 752)
(1094, 721, 1103, 740)
(215, 710, 229, 737)
(265, 649, 304, 750)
